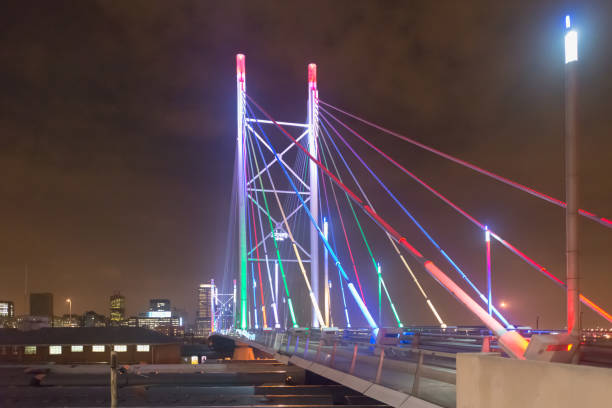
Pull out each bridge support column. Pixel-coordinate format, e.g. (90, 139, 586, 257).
(236, 54, 248, 329)
(308, 63, 320, 327)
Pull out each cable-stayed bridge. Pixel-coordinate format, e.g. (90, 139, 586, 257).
(213, 50, 612, 407)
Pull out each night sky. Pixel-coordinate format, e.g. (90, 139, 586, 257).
(2, 1, 611, 329)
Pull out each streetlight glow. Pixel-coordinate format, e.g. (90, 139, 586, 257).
(66, 298, 72, 325)
(564, 15, 578, 64)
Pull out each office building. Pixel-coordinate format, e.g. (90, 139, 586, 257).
(83, 311, 107, 327)
(110, 293, 125, 323)
(128, 299, 184, 337)
(0, 301, 15, 318)
(30, 293, 53, 319)
(195, 283, 214, 337)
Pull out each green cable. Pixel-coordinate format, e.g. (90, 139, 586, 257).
(246, 132, 298, 327)
(319, 132, 403, 327)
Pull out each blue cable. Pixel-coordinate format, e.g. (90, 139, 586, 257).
(245, 101, 377, 329)
(319, 112, 513, 328)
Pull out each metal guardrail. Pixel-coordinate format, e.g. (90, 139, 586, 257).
(226, 329, 458, 407)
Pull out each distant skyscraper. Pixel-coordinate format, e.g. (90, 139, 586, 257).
(30, 293, 53, 319)
(109, 293, 125, 323)
(0, 301, 15, 317)
(195, 283, 213, 337)
(129, 298, 183, 337)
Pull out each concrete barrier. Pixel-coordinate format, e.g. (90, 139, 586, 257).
(457, 352, 612, 408)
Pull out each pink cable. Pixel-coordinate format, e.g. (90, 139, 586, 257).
(319, 107, 612, 323)
(319, 100, 612, 229)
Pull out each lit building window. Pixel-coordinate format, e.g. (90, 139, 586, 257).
(92, 345, 105, 352)
(137, 344, 150, 352)
(49, 345, 62, 355)
(71, 345, 83, 352)
(25, 346, 36, 355)
(114, 345, 127, 352)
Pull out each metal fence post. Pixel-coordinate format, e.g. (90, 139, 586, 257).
(315, 340, 322, 362)
(330, 341, 337, 367)
(375, 347, 385, 384)
(110, 351, 117, 408)
(285, 334, 292, 353)
(349, 343, 359, 374)
(411, 333, 420, 349)
(294, 335, 300, 354)
(411, 350, 424, 396)
(303, 335, 310, 359)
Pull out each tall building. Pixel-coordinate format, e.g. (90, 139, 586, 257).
(195, 283, 213, 337)
(83, 310, 108, 327)
(128, 299, 184, 337)
(110, 293, 125, 323)
(30, 293, 53, 319)
(0, 301, 15, 318)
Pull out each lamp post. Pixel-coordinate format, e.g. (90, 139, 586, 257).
(66, 298, 72, 325)
(564, 14, 580, 336)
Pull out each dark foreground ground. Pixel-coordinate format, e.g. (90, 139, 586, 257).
(0, 361, 389, 407)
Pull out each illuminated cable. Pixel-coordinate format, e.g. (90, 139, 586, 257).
(247, 116, 325, 328)
(245, 128, 298, 328)
(244, 95, 532, 359)
(246, 140, 279, 328)
(319, 100, 612, 229)
(320, 108, 612, 325)
(245, 191, 259, 328)
(320, 110, 512, 327)
(319, 118, 440, 326)
(246, 101, 377, 329)
(247, 167, 268, 328)
(319, 127, 402, 327)
(319, 163, 351, 327)
(317, 137, 366, 306)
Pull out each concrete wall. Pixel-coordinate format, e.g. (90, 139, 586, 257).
(457, 352, 612, 408)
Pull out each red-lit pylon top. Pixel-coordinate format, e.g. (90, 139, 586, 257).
(308, 63, 317, 90)
(236, 54, 246, 83)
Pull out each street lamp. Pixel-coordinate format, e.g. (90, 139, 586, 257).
(66, 298, 72, 324)
(564, 14, 580, 336)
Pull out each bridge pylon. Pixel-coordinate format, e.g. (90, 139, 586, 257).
(234, 54, 326, 329)
(307, 63, 320, 328)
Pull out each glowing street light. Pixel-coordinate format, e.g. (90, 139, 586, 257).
(500, 301, 508, 309)
(564, 15, 578, 64)
(66, 298, 72, 322)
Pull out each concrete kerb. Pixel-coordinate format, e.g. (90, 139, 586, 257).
(289, 355, 313, 370)
(274, 353, 290, 364)
(364, 383, 411, 407)
(399, 395, 443, 408)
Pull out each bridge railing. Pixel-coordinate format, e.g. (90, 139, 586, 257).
(229, 329, 460, 407)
